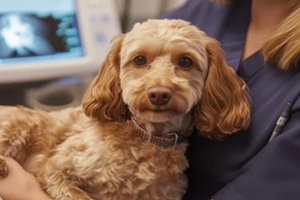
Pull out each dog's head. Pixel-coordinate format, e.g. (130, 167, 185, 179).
(82, 19, 250, 139)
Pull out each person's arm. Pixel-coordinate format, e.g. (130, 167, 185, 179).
(0, 156, 53, 200)
(212, 99, 300, 200)
(0, 106, 13, 109)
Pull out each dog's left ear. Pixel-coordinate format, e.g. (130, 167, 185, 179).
(82, 34, 127, 122)
(194, 38, 250, 140)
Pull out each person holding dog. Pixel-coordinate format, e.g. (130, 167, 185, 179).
(1, 0, 300, 199)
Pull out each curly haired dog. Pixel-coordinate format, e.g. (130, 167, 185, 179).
(0, 19, 250, 200)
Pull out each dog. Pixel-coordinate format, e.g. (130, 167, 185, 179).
(0, 19, 250, 200)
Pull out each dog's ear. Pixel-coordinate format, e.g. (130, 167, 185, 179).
(82, 34, 127, 122)
(194, 38, 250, 140)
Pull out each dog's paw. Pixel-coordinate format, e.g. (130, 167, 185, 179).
(0, 156, 8, 178)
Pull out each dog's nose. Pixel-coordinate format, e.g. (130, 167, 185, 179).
(147, 87, 172, 106)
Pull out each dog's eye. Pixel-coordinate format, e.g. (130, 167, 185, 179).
(178, 57, 193, 68)
(134, 55, 147, 66)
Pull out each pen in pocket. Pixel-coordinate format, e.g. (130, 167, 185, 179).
(268, 102, 292, 143)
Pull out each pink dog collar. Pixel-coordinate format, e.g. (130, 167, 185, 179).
(129, 116, 192, 148)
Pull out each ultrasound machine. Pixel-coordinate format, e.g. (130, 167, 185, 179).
(0, 0, 121, 110)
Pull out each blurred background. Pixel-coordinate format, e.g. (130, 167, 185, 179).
(115, 0, 186, 32)
(0, 0, 186, 110)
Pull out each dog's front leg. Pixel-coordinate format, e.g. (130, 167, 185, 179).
(37, 132, 97, 200)
(38, 161, 95, 200)
(42, 175, 94, 200)
(0, 107, 38, 178)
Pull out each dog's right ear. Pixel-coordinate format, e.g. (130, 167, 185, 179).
(82, 34, 127, 122)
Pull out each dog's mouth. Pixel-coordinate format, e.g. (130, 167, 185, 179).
(129, 95, 191, 121)
(134, 108, 183, 122)
(152, 108, 167, 113)
(146, 106, 179, 113)
(136, 103, 188, 116)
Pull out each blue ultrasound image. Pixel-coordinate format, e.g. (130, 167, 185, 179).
(0, 12, 83, 62)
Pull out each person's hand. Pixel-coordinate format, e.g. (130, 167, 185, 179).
(0, 156, 53, 200)
(0, 106, 13, 109)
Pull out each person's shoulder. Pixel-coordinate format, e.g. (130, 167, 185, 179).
(162, 0, 213, 21)
(161, 0, 245, 37)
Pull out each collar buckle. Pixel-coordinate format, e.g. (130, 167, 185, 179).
(166, 133, 179, 147)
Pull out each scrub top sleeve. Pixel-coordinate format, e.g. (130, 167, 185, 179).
(212, 98, 300, 200)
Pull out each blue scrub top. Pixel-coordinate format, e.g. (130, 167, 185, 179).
(164, 0, 300, 199)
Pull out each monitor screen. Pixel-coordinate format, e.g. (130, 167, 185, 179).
(0, 0, 83, 65)
(0, 0, 121, 84)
